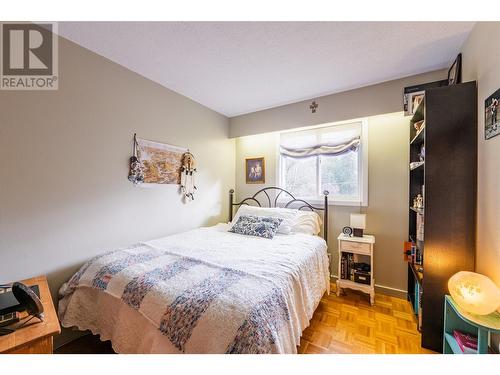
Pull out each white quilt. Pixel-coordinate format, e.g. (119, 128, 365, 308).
(58, 224, 330, 354)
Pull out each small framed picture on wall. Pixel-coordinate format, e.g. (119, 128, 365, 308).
(485, 88, 500, 140)
(245, 157, 265, 184)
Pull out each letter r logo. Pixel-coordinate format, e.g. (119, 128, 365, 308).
(2, 23, 53, 75)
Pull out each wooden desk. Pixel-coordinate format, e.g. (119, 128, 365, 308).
(0, 275, 61, 354)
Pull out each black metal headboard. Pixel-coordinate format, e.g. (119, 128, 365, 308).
(229, 187, 329, 244)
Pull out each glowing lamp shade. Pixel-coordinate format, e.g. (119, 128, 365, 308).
(350, 214, 366, 229)
(448, 271, 500, 315)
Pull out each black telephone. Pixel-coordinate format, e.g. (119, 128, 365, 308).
(0, 282, 44, 336)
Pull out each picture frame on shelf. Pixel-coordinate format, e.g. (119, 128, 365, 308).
(404, 90, 424, 117)
(448, 53, 462, 85)
(403, 79, 448, 116)
(413, 120, 425, 132)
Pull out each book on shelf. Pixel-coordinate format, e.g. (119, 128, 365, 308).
(416, 212, 424, 241)
(341, 253, 370, 282)
(341, 255, 346, 279)
(341, 253, 352, 280)
(453, 330, 478, 354)
(418, 287, 423, 330)
(349, 254, 354, 281)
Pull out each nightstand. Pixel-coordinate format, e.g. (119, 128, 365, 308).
(0, 275, 61, 354)
(337, 233, 375, 305)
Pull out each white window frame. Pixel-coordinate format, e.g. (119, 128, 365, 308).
(276, 119, 368, 207)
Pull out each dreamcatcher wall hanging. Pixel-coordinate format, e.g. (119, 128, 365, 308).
(180, 151, 197, 202)
(128, 134, 144, 185)
(128, 133, 197, 202)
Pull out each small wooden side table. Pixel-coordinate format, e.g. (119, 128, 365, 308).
(0, 275, 61, 354)
(337, 233, 375, 305)
(443, 295, 500, 354)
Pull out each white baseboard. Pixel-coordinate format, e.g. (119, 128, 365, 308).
(330, 275, 407, 299)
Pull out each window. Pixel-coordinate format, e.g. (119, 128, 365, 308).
(278, 120, 368, 206)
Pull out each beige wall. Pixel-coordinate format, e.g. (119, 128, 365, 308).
(0, 35, 235, 344)
(461, 22, 500, 287)
(235, 112, 410, 295)
(230, 70, 447, 137)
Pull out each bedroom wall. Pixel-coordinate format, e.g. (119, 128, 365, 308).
(461, 22, 500, 288)
(0, 34, 235, 344)
(460, 21, 500, 352)
(230, 69, 447, 137)
(235, 112, 409, 296)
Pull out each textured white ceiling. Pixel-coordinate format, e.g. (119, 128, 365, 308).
(58, 22, 474, 117)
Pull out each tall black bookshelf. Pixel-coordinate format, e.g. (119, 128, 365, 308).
(406, 81, 477, 353)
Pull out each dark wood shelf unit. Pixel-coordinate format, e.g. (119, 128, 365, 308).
(406, 81, 477, 353)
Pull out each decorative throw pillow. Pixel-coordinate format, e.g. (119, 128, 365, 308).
(229, 215, 283, 239)
(230, 205, 299, 234)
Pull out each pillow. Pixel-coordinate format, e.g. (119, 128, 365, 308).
(229, 215, 283, 239)
(230, 205, 299, 234)
(291, 211, 322, 235)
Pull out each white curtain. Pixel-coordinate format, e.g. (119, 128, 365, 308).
(280, 122, 362, 158)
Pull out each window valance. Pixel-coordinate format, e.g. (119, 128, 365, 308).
(280, 137, 360, 158)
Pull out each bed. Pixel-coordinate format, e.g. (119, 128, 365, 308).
(58, 188, 331, 354)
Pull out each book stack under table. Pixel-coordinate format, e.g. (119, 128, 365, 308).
(453, 330, 477, 354)
(443, 295, 500, 354)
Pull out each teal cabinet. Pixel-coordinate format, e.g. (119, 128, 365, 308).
(443, 295, 500, 354)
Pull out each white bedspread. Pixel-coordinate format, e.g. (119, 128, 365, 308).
(58, 224, 330, 354)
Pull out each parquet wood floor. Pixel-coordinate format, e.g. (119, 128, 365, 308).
(57, 283, 435, 354)
(298, 283, 435, 354)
